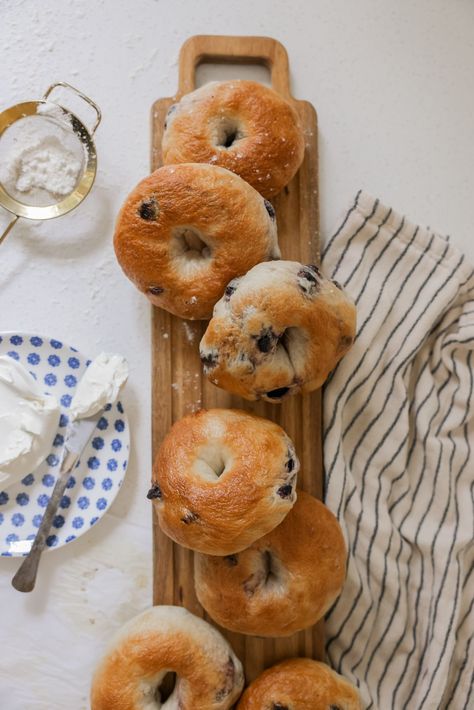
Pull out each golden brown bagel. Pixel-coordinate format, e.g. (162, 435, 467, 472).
(200, 261, 356, 402)
(149, 408, 299, 555)
(194, 491, 347, 637)
(113, 163, 279, 320)
(162, 80, 305, 198)
(236, 658, 362, 710)
(90, 605, 244, 710)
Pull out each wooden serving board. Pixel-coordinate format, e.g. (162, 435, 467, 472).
(151, 35, 322, 682)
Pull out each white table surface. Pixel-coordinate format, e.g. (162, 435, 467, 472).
(1, 1, 473, 708)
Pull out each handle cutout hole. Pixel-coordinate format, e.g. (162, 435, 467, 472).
(196, 62, 271, 88)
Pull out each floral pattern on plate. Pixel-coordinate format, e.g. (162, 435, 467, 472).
(0, 333, 130, 557)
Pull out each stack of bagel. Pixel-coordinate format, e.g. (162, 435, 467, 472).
(91, 80, 361, 710)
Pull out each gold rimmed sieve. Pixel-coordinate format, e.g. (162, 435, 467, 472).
(0, 82, 101, 246)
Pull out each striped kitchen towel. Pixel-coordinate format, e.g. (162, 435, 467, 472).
(321, 191, 474, 710)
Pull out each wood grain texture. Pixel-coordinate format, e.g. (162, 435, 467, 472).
(151, 35, 323, 682)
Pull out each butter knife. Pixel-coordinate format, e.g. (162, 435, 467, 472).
(11, 411, 102, 593)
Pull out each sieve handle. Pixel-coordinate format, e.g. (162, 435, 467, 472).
(0, 213, 19, 246)
(43, 82, 102, 135)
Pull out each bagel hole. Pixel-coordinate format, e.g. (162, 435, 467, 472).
(263, 550, 276, 584)
(215, 118, 244, 149)
(154, 671, 177, 705)
(277, 326, 308, 374)
(262, 550, 285, 592)
(223, 129, 238, 148)
(266, 386, 291, 400)
(171, 226, 212, 263)
(194, 442, 232, 482)
(243, 550, 285, 596)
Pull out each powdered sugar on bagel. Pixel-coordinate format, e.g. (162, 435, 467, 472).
(194, 491, 347, 637)
(200, 260, 357, 402)
(113, 163, 280, 320)
(90, 605, 244, 710)
(149, 408, 299, 555)
(162, 80, 305, 198)
(236, 658, 362, 709)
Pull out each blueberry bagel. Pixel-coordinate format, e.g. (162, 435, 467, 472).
(149, 408, 299, 555)
(90, 605, 244, 710)
(162, 80, 305, 198)
(200, 261, 356, 402)
(194, 491, 346, 637)
(113, 163, 280, 320)
(236, 658, 361, 710)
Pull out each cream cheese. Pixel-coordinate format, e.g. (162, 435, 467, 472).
(70, 353, 129, 421)
(0, 356, 60, 487)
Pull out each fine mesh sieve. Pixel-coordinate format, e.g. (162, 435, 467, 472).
(0, 82, 101, 246)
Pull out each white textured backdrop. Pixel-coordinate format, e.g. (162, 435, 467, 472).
(0, 1, 473, 708)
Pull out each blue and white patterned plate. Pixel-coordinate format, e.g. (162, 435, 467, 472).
(0, 333, 130, 557)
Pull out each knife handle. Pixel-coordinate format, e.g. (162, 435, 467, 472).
(11, 537, 44, 593)
(11, 450, 78, 593)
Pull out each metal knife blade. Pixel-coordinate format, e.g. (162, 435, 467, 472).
(64, 412, 102, 458)
(11, 411, 103, 592)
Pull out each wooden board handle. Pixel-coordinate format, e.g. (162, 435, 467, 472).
(178, 34, 291, 97)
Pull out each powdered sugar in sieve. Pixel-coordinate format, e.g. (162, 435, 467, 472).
(0, 104, 86, 207)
